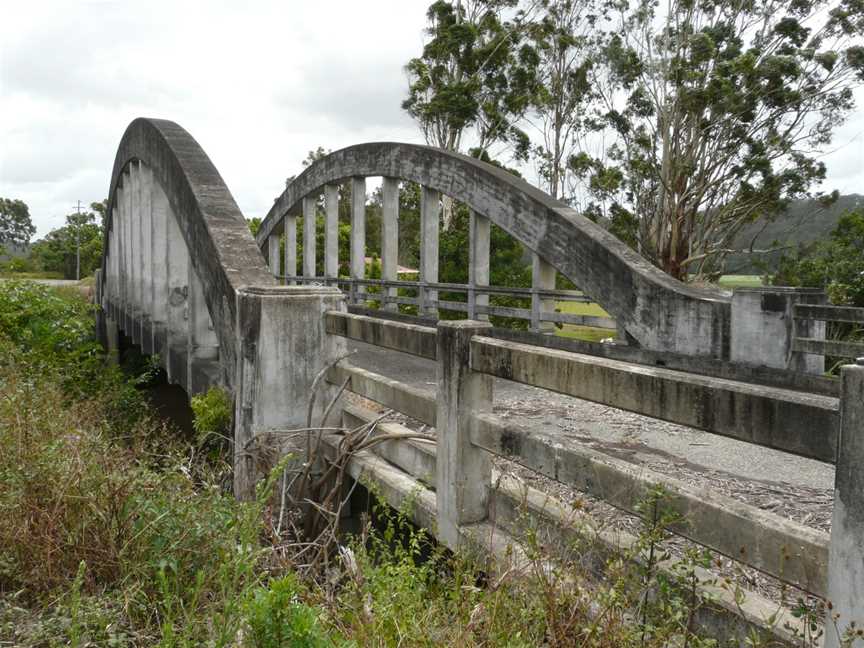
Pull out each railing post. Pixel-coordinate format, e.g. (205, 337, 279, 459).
(381, 177, 399, 311)
(531, 252, 555, 333)
(825, 357, 864, 647)
(324, 184, 339, 280)
(420, 186, 439, 318)
(267, 232, 281, 278)
(303, 196, 317, 278)
(351, 177, 366, 305)
(468, 209, 489, 321)
(436, 320, 493, 549)
(284, 213, 297, 285)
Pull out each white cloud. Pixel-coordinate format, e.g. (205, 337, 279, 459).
(1, 0, 862, 239)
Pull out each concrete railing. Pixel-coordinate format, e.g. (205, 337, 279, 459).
(283, 274, 617, 333)
(793, 303, 864, 361)
(324, 310, 864, 646)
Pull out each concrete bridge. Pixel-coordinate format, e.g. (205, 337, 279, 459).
(96, 118, 864, 647)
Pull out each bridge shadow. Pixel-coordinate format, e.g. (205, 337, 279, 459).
(117, 331, 195, 439)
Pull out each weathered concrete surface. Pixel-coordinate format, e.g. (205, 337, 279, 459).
(471, 336, 839, 463)
(233, 285, 346, 499)
(343, 338, 835, 490)
(472, 411, 829, 596)
(325, 311, 437, 360)
(100, 118, 275, 387)
(256, 142, 731, 358)
(731, 287, 826, 373)
(330, 403, 809, 647)
(825, 360, 864, 648)
(436, 320, 493, 548)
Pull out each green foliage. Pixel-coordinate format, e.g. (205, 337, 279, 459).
(772, 209, 864, 307)
(248, 217, 262, 236)
(403, 0, 537, 156)
(244, 575, 335, 648)
(191, 386, 233, 446)
(0, 197, 36, 249)
(31, 203, 105, 279)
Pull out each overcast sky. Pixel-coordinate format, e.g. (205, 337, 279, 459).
(1, 0, 862, 239)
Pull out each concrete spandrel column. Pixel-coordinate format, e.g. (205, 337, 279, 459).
(124, 170, 135, 334)
(381, 177, 399, 311)
(268, 233, 281, 279)
(233, 285, 347, 500)
(324, 184, 339, 280)
(150, 175, 170, 354)
(165, 203, 189, 388)
(420, 186, 440, 317)
(350, 177, 366, 303)
(284, 213, 297, 284)
(139, 163, 154, 353)
(129, 163, 141, 344)
(468, 210, 490, 321)
(730, 287, 826, 373)
(187, 263, 220, 394)
(824, 359, 864, 648)
(436, 320, 493, 549)
(303, 196, 317, 278)
(531, 253, 556, 333)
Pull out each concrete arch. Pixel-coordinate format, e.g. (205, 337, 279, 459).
(100, 118, 275, 385)
(256, 142, 731, 357)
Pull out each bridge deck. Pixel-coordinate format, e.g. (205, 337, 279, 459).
(349, 339, 835, 492)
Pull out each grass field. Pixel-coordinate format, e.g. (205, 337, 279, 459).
(717, 274, 766, 288)
(555, 299, 616, 343)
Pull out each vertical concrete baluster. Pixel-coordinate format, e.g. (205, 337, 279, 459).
(303, 196, 317, 277)
(187, 263, 220, 394)
(324, 184, 339, 281)
(420, 186, 440, 317)
(130, 163, 142, 344)
(268, 232, 281, 279)
(381, 177, 399, 311)
(139, 163, 154, 352)
(165, 203, 189, 387)
(436, 320, 493, 549)
(284, 213, 297, 284)
(150, 175, 169, 355)
(123, 171, 134, 334)
(531, 253, 556, 333)
(824, 358, 864, 648)
(468, 210, 490, 321)
(351, 177, 366, 304)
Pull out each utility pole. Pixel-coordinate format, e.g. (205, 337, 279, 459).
(74, 200, 82, 281)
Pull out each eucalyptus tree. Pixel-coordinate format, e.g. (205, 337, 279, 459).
(580, 0, 864, 280)
(403, 0, 542, 227)
(0, 198, 36, 254)
(526, 0, 600, 201)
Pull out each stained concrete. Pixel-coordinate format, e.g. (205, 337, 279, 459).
(344, 338, 835, 491)
(255, 142, 732, 358)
